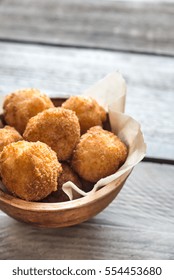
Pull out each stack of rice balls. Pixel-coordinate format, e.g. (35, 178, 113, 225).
(0, 89, 128, 202)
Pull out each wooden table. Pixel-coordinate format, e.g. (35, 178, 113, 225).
(0, 0, 174, 260)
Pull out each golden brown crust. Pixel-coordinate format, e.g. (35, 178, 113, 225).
(72, 126, 128, 183)
(62, 96, 106, 134)
(0, 141, 62, 201)
(43, 163, 82, 202)
(3, 89, 54, 134)
(58, 163, 82, 190)
(23, 107, 80, 161)
(0, 125, 23, 152)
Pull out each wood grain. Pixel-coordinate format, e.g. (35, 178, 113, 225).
(0, 0, 173, 261)
(0, 0, 174, 55)
(0, 171, 130, 228)
(0, 42, 173, 159)
(0, 162, 174, 260)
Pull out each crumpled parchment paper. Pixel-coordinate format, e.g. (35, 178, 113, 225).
(62, 72, 146, 200)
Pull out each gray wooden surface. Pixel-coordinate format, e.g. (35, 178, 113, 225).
(0, 162, 174, 260)
(0, 0, 174, 260)
(0, 0, 174, 55)
(0, 42, 173, 160)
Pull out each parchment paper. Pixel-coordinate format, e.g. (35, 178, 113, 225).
(62, 72, 146, 200)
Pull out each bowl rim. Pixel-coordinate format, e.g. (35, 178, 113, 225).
(0, 96, 131, 213)
(0, 170, 132, 212)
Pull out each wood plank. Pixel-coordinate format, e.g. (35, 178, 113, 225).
(0, 0, 174, 55)
(0, 216, 174, 260)
(0, 42, 173, 159)
(89, 162, 174, 231)
(0, 162, 174, 260)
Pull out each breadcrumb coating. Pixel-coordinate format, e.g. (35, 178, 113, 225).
(3, 89, 54, 134)
(0, 141, 62, 201)
(72, 126, 128, 183)
(23, 108, 80, 161)
(62, 96, 106, 134)
(0, 126, 22, 152)
(43, 162, 82, 202)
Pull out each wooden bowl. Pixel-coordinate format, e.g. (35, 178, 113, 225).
(0, 97, 131, 228)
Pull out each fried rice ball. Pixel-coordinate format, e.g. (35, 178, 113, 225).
(3, 89, 54, 134)
(0, 126, 23, 152)
(43, 163, 82, 202)
(23, 108, 80, 161)
(62, 96, 106, 134)
(72, 126, 128, 183)
(0, 141, 62, 201)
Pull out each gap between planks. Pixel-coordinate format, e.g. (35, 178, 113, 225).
(0, 42, 173, 160)
(0, 38, 174, 59)
(0, 161, 174, 259)
(0, 0, 174, 55)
